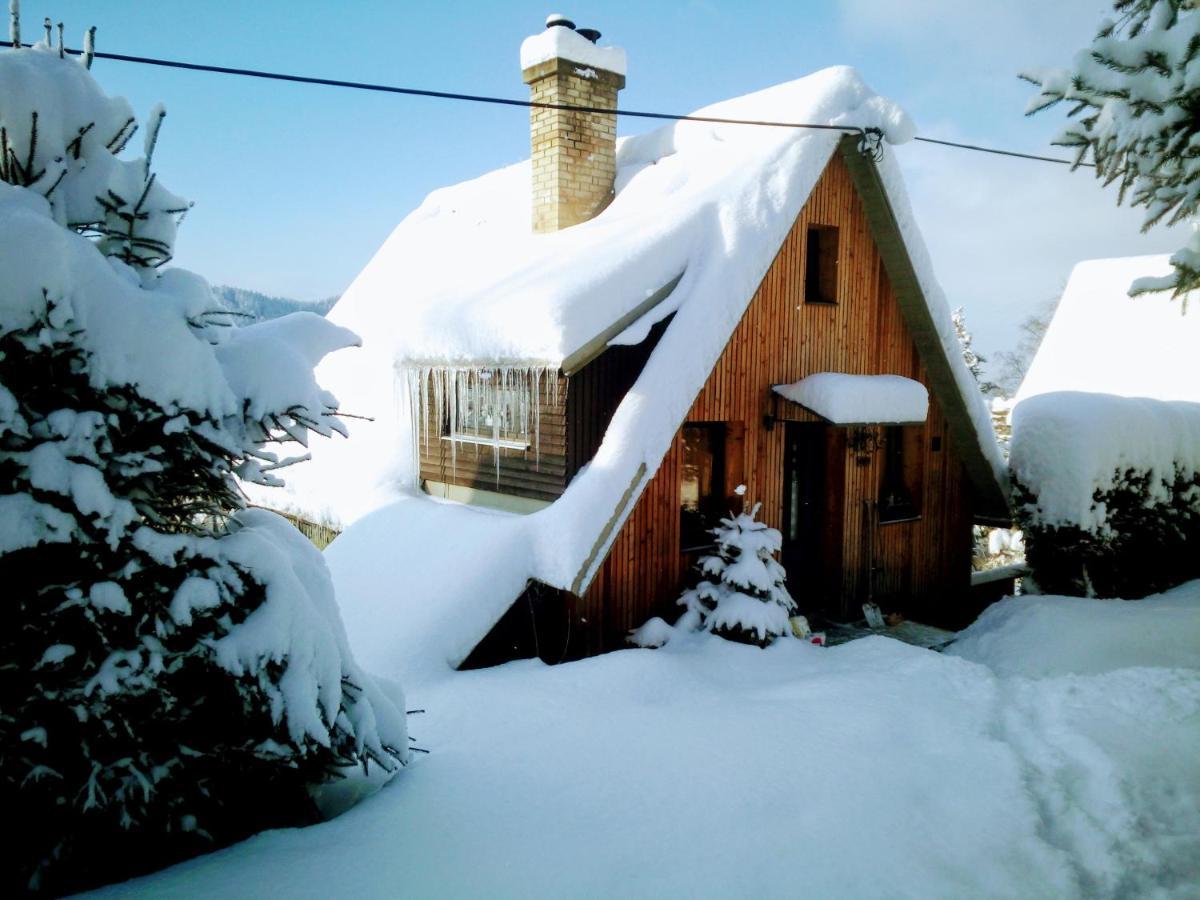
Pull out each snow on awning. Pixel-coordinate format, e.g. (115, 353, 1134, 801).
(773, 373, 928, 425)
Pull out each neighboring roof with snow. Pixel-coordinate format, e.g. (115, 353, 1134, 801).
(774, 374, 929, 425)
(1016, 255, 1200, 404)
(284, 67, 1009, 626)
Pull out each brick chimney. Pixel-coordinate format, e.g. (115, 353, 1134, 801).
(521, 15, 626, 233)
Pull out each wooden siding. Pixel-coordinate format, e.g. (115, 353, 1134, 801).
(417, 373, 569, 502)
(576, 151, 975, 651)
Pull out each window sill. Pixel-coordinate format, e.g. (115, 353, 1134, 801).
(803, 298, 838, 306)
(442, 434, 530, 451)
(878, 514, 922, 526)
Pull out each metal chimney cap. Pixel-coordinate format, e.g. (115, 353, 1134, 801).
(576, 27, 601, 43)
(545, 14, 576, 30)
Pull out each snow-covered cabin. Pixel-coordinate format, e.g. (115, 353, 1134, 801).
(1011, 255, 1200, 597)
(291, 18, 1010, 664)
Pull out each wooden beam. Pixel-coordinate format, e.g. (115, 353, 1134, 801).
(571, 461, 647, 595)
(838, 137, 1011, 521)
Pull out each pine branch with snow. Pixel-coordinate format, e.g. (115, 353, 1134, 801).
(1022, 1, 1200, 300)
(0, 41, 403, 895)
(676, 489, 796, 647)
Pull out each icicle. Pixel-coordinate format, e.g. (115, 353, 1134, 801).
(41, 16, 48, 44)
(403, 363, 558, 493)
(9, 0, 20, 47)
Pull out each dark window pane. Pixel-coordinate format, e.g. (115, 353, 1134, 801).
(879, 425, 922, 523)
(805, 224, 839, 304)
(681, 423, 726, 550)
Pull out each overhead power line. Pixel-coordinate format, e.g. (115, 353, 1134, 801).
(0, 38, 1095, 169)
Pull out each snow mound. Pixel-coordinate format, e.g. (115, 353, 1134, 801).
(774, 373, 928, 423)
(99, 619, 1200, 898)
(323, 495, 535, 685)
(949, 579, 1200, 677)
(1010, 391, 1200, 531)
(519, 22, 627, 75)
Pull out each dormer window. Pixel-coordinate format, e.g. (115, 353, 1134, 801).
(804, 224, 839, 305)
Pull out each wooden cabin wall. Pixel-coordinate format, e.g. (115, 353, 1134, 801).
(578, 152, 974, 649)
(417, 373, 570, 503)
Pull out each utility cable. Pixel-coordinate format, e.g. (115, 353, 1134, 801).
(0, 38, 1095, 168)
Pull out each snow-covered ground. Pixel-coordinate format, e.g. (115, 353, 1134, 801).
(94, 581, 1200, 899)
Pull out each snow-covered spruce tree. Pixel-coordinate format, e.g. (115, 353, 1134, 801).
(677, 490, 796, 647)
(952, 306, 998, 396)
(1022, 0, 1200, 299)
(0, 38, 405, 895)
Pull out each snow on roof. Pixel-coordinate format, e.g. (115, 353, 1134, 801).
(1016, 255, 1200, 404)
(520, 23, 627, 76)
(774, 374, 929, 425)
(273, 67, 1006, 647)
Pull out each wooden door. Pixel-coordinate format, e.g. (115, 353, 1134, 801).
(781, 423, 828, 611)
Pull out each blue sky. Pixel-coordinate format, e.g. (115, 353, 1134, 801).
(14, 1, 1185, 361)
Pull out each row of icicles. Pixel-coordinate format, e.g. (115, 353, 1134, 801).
(402, 365, 560, 483)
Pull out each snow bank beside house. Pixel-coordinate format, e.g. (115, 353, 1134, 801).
(949, 579, 1200, 677)
(323, 495, 535, 685)
(774, 373, 928, 423)
(1010, 391, 1200, 532)
(100, 595, 1200, 899)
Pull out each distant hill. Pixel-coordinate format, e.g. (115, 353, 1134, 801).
(212, 285, 338, 322)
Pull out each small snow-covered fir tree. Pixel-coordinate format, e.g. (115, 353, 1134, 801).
(0, 36, 405, 895)
(952, 306, 998, 395)
(1022, 1, 1200, 299)
(677, 488, 796, 647)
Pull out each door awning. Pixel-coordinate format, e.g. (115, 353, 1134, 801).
(773, 373, 929, 425)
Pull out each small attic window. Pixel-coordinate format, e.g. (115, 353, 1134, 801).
(804, 224, 839, 305)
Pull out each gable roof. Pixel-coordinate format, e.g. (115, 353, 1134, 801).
(280, 67, 1009, 607)
(1016, 254, 1200, 404)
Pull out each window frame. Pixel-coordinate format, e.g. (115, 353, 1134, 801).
(441, 370, 533, 452)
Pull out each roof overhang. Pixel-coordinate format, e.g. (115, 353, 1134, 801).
(837, 136, 1011, 521)
(561, 272, 684, 376)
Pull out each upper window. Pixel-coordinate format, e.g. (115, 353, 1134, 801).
(879, 425, 923, 523)
(444, 370, 531, 450)
(804, 224, 839, 305)
(681, 423, 726, 551)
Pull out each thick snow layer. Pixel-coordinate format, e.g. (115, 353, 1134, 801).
(774, 373, 928, 424)
(1016, 255, 1200, 404)
(949, 580, 1200, 677)
(1009, 391, 1200, 530)
(519, 24, 626, 75)
(100, 584, 1200, 898)
(322, 495, 535, 684)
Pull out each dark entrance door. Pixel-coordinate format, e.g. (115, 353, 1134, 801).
(781, 423, 827, 612)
